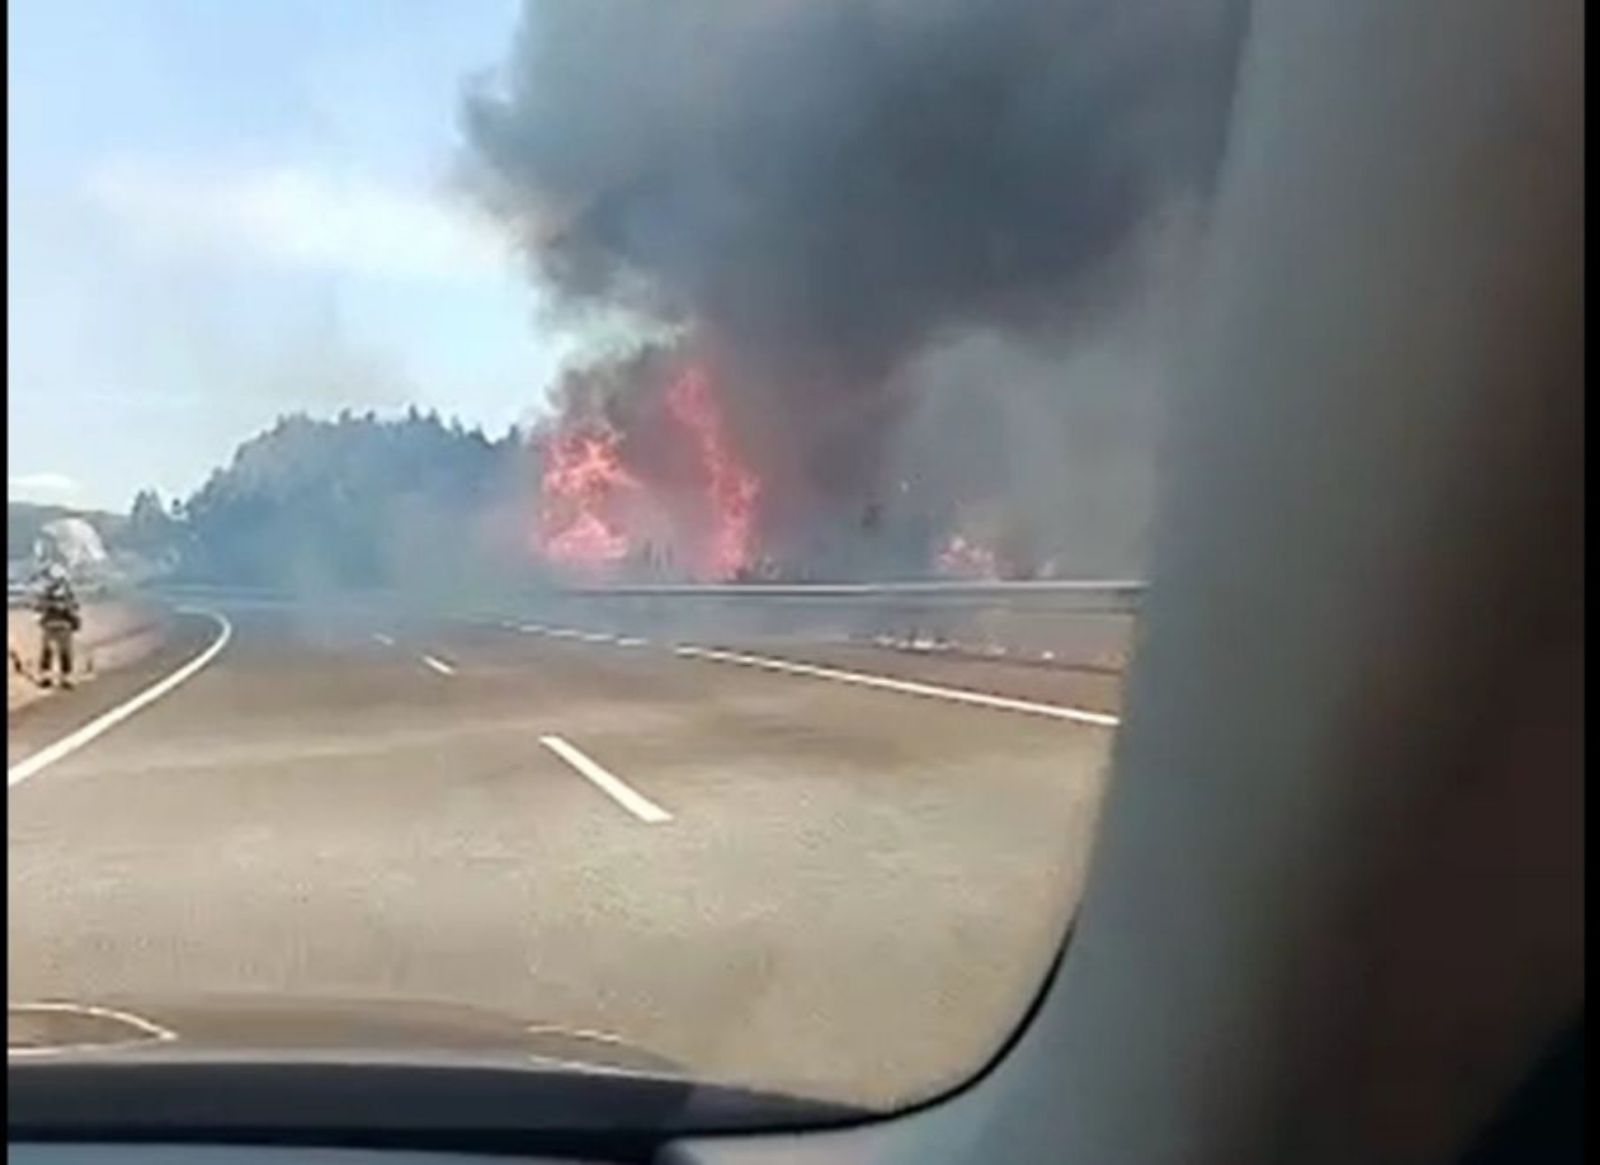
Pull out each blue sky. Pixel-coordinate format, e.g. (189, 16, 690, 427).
(8, 0, 579, 511)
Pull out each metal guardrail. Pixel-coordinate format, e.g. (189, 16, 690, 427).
(561, 579, 1147, 599)
(153, 578, 1146, 603)
(8, 581, 115, 609)
(151, 578, 1146, 671)
(531, 580, 1145, 669)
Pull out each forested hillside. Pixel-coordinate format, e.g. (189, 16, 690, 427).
(169, 411, 540, 594)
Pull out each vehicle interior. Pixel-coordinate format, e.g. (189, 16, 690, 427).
(7, 0, 1582, 1161)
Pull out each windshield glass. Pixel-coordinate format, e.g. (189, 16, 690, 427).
(7, 0, 1241, 1121)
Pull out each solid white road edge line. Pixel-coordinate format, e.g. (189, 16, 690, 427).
(538, 734, 672, 824)
(420, 654, 456, 676)
(7, 1001, 179, 1058)
(674, 644, 1121, 727)
(8, 609, 234, 789)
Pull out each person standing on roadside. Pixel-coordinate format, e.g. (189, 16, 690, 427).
(33, 565, 82, 689)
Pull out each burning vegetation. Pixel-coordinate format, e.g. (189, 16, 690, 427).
(470, 0, 1244, 583)
(539, 424, 637, 569)
(534, 350, 762, 580)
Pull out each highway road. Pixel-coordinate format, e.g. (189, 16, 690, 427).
(7, 600, 1121, 1109)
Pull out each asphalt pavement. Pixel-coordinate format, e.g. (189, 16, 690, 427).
(7, 601, 1121, 1109)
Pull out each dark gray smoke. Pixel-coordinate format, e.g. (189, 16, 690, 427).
(464, 0, 1244, 573)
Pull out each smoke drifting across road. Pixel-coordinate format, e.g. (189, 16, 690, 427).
(464, 0, 1244, 578)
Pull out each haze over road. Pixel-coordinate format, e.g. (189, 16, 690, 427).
(7, 600, 1119, 1108)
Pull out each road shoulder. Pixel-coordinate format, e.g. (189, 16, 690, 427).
(6, 609, 213, 771)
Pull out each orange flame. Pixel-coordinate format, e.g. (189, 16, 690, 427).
(667, 363, 760, 580)
(539, 427, 638, 569)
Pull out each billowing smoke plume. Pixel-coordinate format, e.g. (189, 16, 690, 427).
(465, 0, 1244, 578)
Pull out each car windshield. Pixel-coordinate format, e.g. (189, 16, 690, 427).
(7, 0, 1242, 1125)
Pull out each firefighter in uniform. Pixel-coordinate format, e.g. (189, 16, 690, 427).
(34, 567, 82, 689)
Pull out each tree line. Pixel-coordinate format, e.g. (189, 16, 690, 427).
(133, 409, 544, 595)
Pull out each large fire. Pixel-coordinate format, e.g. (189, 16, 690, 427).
(534, 358, 761, 581)
(538, 426, 638, 568)
(534, 351, 1024, 583)
(666, 364, 760, 579)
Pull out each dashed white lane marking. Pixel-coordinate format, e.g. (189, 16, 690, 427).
(575, 631, 615, 644)
(372, 633, 395, 647)
(8, 609, 234, 789)
(519, 624, 546, 634)
(674, 644, 1121, 727)
(547, 628, 579, 639)
(420, 654, 456, 676)
(538, 735, 672, 824)
(616, 637, 647, 648)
